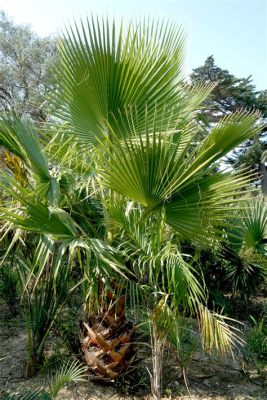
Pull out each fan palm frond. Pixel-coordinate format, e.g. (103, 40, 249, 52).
(48, 359, 87, 398)
(242, 199, 267, 253)
(220, 199, 267, 299)
(97, 110, 257, 242)
(0, 115, 49, 177)
(51, 18, 189, 145)
(0, 115, 61, 204)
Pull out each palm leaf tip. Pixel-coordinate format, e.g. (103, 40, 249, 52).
(198, 305, 244, 355)
(0, 114, 49, 179)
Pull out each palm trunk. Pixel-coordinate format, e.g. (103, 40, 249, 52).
(81, 288, 134, 381)
(150, 318, 165, 400)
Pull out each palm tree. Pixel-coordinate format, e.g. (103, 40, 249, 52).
(0, 116, 128, 376)
(220, 199, 267, 300)
(0, 17, 262, 398)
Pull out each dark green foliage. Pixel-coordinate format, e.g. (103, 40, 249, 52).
(190, 56, 267, 119)
(190, 56, 267, 177)
(192, 246, 229, 291)
(208, 290, 233, 316)
(185, 244, 233, 313)
(0, 390, 51, 400)
(166, 317, 198, 370)
(229, 134, 267, 174)
(19, 238, 76, 377)
(67, 194, 105, 239)
(247, 316, 267, 358)
(53, 307, 81, 355)
(220, 200, 267, 300)
(220, 245, 266, 301)
(0, 263, 20, 316)
(192, 200, 267, 306)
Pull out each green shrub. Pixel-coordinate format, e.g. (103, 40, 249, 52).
(247, 316, 267, 358)
(0, 264, 20, 316)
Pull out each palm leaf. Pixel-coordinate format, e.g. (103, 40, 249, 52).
(194, 111, 261, 167)
(242, 199, 267, 253)
(48, 359, 87, 398)
(164, 171, 252, 242)
(50, 18, 186, 146)
(97, 113, 255, 242)
(0, 115, 49, 179)
(0, 115, 61, 204)
(198, 305, 244, 354)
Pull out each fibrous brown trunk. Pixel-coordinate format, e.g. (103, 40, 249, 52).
(80, 293, 134, 381)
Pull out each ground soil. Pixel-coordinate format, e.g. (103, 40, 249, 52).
(0, 305, 266, 400)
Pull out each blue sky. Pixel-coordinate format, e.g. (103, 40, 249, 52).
(0, 0, 266, 90)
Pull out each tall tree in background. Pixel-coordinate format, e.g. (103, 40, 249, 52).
(190, 56, 267, 179)
(0, 11, 57, 121)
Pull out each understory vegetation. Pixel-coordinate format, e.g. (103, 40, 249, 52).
(0, 15, 266, 400)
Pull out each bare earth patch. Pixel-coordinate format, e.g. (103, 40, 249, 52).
(0, 307, 266, 400)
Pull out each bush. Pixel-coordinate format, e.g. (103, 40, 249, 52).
(0, 264, 20, 316)
(247, 316, 267, 358)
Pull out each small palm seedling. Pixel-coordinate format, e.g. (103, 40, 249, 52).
(0, 359, 87, 400)
(46, 359, 87, 398)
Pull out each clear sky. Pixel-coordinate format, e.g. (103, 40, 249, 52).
(0, 0, 266, 90)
